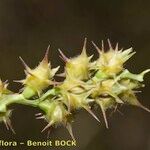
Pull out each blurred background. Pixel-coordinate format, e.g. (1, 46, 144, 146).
(0, 0, 150, 150)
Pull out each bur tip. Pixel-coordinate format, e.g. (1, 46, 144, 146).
(42, 45, 50, 63)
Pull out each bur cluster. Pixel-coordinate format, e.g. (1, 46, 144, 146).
(0, 39, 149, 139)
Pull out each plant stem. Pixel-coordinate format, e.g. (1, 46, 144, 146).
(0, 88, 58, 113)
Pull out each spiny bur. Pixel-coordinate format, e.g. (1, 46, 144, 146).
(17, 46, 59, 98)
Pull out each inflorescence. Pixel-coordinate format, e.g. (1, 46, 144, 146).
(0, 39, 149, 139)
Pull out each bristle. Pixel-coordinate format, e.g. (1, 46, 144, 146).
(66, 123, 75, 141)
(109, 105, 118, 117)
(82, 38, 87, 55)
(138, 102, 150, 112)
(92, 41, 101, 54)
(36, 115, 45, 120)
(83, 106, 100, 123)
(117, 109, 124, 116)
(4, 80, 8, 85)
(24, 70, 28, 76)
(58, 49, 69, 62)
(4, 119, 9, 130)
(4, 83, 9, 89)
(99, 102, 109, 128)
(101, 40, 104, 52)
(88, 55, 93, 61)
(41, 121, 54, 133)
(13, 80, 24, 83)
(115, 43, 118, 51)
(35, 113, 42, 116)
(51, 66, 60, 77)
(42, 45, 50, 63)
(56, 72, 66, 77)
(124, 51, 136, 62)
(19, 87, 24, 93)
(107, 39, 113, 49)
(47, 129, 52, 139)
(19, 57, 31, 71)
(141, 69, 150, 76)
(6, 118, 16, 134)
(25, 70, 36, 77)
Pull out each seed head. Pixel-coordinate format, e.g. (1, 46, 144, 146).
(62, 38, 92, 80)
(0, 109, 15, 133)
(92, 41, 135, 76)
(0, 80, 12, 97)
(18, 46, 59, 98)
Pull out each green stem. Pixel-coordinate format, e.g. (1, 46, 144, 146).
(0, 94, 40, 112)
(16, 98, 39, 107)
(0, 88, 58, 113)
(40, 88, 57, 101)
